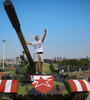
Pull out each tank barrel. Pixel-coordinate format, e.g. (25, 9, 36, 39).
(3, 0, 34, 66)
(3, 0, 20, 32)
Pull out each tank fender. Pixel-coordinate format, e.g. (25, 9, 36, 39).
(65, 80, 90, 92)
(0, 80, 18, 93)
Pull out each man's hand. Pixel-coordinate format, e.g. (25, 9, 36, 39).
(45, 28, 47, 34)
(42, 28, 47, 43)
(25, 38, 32, 45)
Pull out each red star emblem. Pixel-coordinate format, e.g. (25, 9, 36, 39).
(31, 75, 54, 93)
(34, 77, 52, 88)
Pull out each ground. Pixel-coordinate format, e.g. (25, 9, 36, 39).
(70, 70, 90, 79)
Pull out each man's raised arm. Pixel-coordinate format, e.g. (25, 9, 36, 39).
(42, 29, 47, 43)
(25, 39, 32, 45)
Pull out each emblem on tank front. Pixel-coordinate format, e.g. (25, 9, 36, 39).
(30, 75, 54, 93)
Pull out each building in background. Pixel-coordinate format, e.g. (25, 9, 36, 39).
(0, 57, 21, 67)
(16, 57, 21, 66)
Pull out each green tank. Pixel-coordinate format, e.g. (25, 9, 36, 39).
(1, 0, 89, 100)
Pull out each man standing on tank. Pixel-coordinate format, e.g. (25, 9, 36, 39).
(25, 29, 47, 74)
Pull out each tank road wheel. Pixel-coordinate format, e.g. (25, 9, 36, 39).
(69, 92, 89, 100)
(0, 94, 13, 100)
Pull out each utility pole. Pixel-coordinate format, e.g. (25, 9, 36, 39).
(2, 40, 6, 69)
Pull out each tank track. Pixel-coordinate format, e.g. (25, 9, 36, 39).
(68, 92, 89, 100)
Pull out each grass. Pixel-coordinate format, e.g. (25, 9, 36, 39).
(53, 64, 59, 70)
(17, 82, 33, 95)
(54, 81, 65, 86)
(38, 63, 53, 74)
(54, 81, 69, 94)
(43, 63, 53, 74)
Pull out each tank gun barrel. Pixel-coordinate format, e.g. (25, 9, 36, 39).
(3, 0, 34, 66)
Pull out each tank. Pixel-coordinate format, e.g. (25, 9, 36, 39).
(1, 0, 90, 100)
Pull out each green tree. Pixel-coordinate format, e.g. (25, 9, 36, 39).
(20, 51, 28, 66)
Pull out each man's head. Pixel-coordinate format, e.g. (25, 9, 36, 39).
(35, 35, 39, 41)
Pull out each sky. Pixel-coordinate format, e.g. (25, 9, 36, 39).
(0, 0, 90, 59)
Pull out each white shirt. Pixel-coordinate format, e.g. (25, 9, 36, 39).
(32, 40, 43, 53)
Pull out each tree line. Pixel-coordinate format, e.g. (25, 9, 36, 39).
(52, 57, 90, 66)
